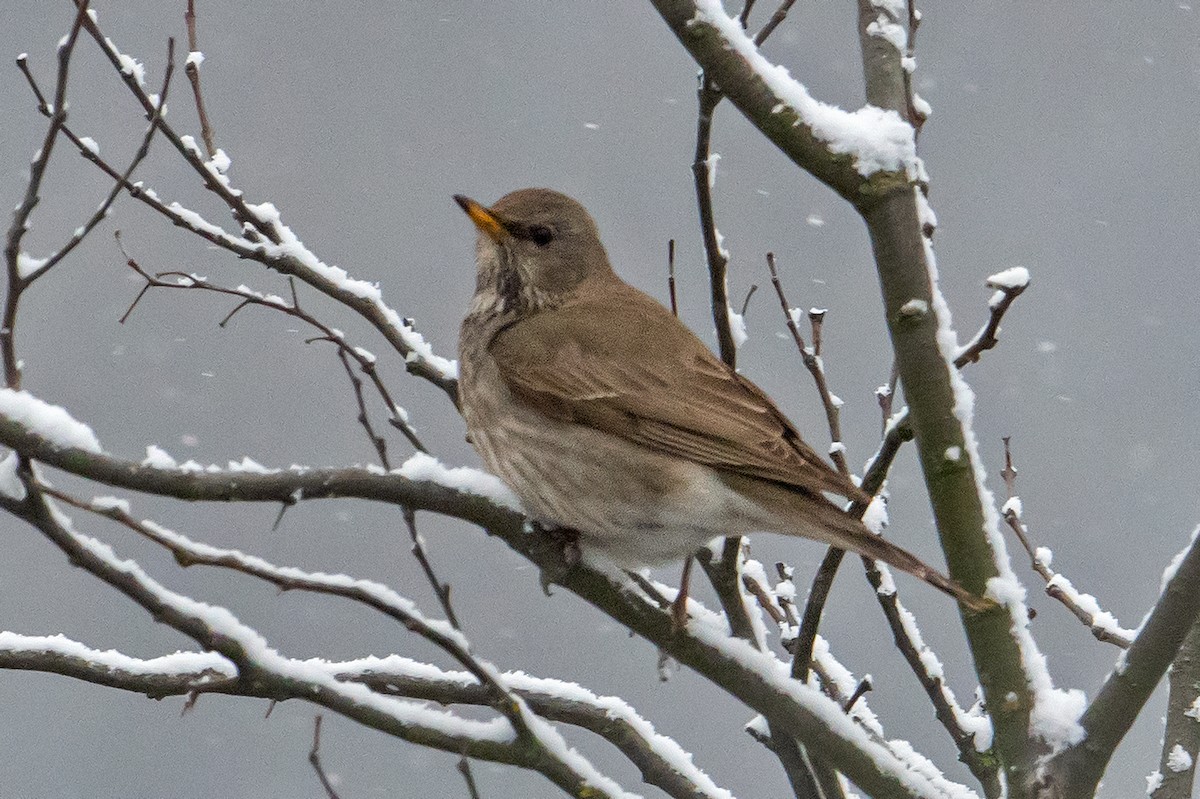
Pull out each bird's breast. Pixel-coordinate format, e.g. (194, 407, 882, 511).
(455, 348, 761, 567)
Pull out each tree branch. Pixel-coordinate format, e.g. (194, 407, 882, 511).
(649, 0, 911, 207)
(0, 395, 969, 797)
(1149, 619, 1200, 799)
(1043, 528, 1200, 799)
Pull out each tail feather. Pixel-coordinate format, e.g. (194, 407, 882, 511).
(776, 483, 994, 613)
(843, 526, 995, 613)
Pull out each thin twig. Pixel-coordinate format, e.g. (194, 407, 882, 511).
(692, 76, 736, 368)
(458, 757, 483, 799)
(740, 283, 758, 317)
(738, 0, 757, 28)
(792, 414, 911, 682)
(74, 3, 274, 241)
(20, 41, 174, 286)
(308, 715, 343, 799)
(954, 281, 1027, 367)
(116, 251, 427, 453)
(842, 678, 872, 713)
(860, 558, 997, 790)
(767, 253, 850, 476)
(999, 439, 1132, 648)
(876, 361, 899, 436)
(667, 238, 678, 317)
(3, 0, 91, 389)
(753, 0, 801, 45)
(183, 0, 217, 157)
(336, 347, 391, 467)
(20, 21, 460, 400)
(404, 507, 461, 630)
(791, 268, 1024, 684)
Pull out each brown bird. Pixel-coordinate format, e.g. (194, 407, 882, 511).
(454, 188, 985, 614)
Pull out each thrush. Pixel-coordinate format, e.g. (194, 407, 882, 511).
(454, 188, 985, 612)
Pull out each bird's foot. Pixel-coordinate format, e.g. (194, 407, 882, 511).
(536, 523, 582, 596)
(668, 555, 695, 633)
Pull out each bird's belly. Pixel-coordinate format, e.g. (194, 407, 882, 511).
(470, 410, 746, 567)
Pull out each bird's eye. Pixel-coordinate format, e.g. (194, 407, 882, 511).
(528, 225, 553, 247)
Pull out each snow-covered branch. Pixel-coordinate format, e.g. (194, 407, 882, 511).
(1, 477, 634, 799)
(1043, 527, 1200, 799)
(0, 635, 732, 799)
(18, 9, 459, 401)
(649, 0, 917, 206)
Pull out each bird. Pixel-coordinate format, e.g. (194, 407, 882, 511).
(453, 188, 987, 615)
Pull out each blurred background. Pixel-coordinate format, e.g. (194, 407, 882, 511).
(1, 2, 1197, 797)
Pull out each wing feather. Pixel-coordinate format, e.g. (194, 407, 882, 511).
(488, 284, 865, 502)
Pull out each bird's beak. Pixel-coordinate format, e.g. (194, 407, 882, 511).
(454, 194, 507, 243)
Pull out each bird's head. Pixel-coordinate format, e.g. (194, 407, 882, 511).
(454, 188, 614, 315)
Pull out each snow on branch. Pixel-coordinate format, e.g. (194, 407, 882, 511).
(688, 0, 918, 178)
(0, 636, 733, 799)
(18, 10, 459, 401)
(1044, 527, 1200, 797)
(649, 0, 917, 204)
(4, 478, 633, 799)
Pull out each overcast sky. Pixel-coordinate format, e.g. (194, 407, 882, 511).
(1, 2, 1197, 798)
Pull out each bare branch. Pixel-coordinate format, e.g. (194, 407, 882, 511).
(404, 507, 461, 630)
(1045, 527, 1200, 798)
(667, 238, 678, 317)
(1150, 620, 1200, 799)
(458, 757, 483, 799)
(20, 40, 174, 287)
(861, 559, 999, 794)
(999, 439, 1133, 649)
(692, 76, 737, 369)
(0, 636, 733, 799)
(3, 0, 91, 388)
(114, 251, 427, 453)
(183, 0, 218, 158)
(766, 253, 850, 477)
(29, 481, 629, 799)
(752, 0, 800, 46)
(16, 31, 459, 401)
(955, 274, 1028, 368)
(308, 716, 343, 799)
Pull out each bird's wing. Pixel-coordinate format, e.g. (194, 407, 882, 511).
(488, 284, 865, 501)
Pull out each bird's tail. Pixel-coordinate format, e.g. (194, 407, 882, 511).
(833, 520, 995, 613)
(757, 479, 994, 612)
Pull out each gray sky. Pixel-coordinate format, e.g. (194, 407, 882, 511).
(1, 2, 1197, 797)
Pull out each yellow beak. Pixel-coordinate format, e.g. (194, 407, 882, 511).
(454, 194, 507, 242)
